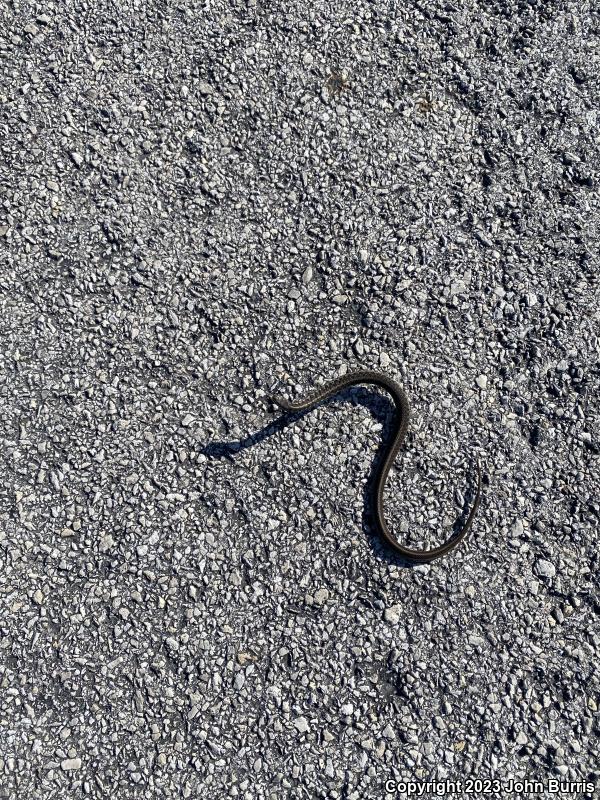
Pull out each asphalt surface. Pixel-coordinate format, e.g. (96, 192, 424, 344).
(1, 1, 599, 798)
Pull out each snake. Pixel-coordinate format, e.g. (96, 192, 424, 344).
(270, 370, 481, 563)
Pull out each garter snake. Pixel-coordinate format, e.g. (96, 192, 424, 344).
(270, 370, 481, 563)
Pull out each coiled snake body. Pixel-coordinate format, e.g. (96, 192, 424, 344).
(270, 370, 481, 563)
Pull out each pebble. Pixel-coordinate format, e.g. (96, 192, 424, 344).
(99, 534, 115, 552)
(302, 265, 313, 284)
(534, 559, 557, 579)
(382, 724, 395, 740)
(293, 717, 309, 734)
(61, 758, 82, 771)
(313, 588, 329, 605)
(383, 605, 402, 624)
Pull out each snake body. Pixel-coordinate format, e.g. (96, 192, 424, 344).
(270, 370, 481, 563)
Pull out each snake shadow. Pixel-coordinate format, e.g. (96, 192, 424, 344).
(200, 386, 480, 568)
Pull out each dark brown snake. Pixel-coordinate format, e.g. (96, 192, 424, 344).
(270, 370, 481, 563)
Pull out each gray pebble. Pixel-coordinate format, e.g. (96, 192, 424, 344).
(61, 758, 82, 771)
(534, 559, 557, 579)
(384, 605, 402, 624)
(293, 717, 309, 734)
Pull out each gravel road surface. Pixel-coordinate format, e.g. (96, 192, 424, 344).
(1, 1, 599, 798)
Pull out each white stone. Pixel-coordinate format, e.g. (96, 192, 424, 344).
(61, 758, 82, 771)
(534, 559, 556, 579)
(384, 605, 402, 624)
(293, 716, 309, 733)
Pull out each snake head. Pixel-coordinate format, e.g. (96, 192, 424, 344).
(268, 395, 293, 412)
(268, 395, 288, 411)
